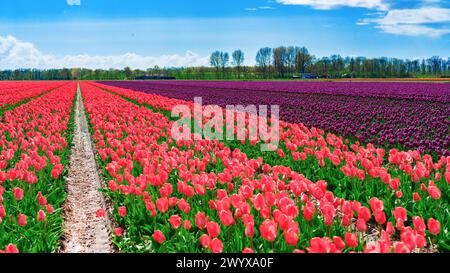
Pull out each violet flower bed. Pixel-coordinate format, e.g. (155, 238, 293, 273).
(122, 80, 450, 103)
(100, 81, 450, 156)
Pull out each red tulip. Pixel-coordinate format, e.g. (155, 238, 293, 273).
(118, 206, 127, 217)
(412, 216, 426, 235)
(4, 244, 19, 253)
(284, 227, 299, 246)
(386, 221, 395, 234)
(219, 209, 235, 226)
(420, 183, 426, 191)
(427, 218, 440, 235)
(352, 201, 362, 212)
(363, 242, 381, 253)
(341, 214, 351, 227)
(415, 234, 427, 248)
(13, 187, 24, 201)
(321, 203, 335, 226)
(369, 197, 384, 212)
(259, 219, 277, 242)
(168, 197, 177, 207)
(46, 204, 54, 214)
(38, 195, 47, 206)
(242, 247, 254, 253)
(51, 164, 63, 179)
(344, 232, 358, 248)
(108, 180, 119, 192)
(114, 227, 123, 237)
(159, 183, 173, 197)
(183, 220, 192, 230)
(37, 210, 46, 222)
(445, 171, 450, 184)
(396, 219, 405, 231)
(374, 210, 386, 225)
(358, 207, 371, 222)
(427, 186, 441, 200)
(18, 214, 27, 227)
(389, 178, 400, 191)
(333, 236, 345, 250)
(199, 234, 210, 248)
(302, 203, 315, 221)
(209, 238, 223, 253)
(178, 199, 191, 213)
(307, 237, 336, 253)
(217, 189, 227, 200)
(244, 222, 255, 238)
(96, 209, 105, 218)
(206, 221, 220, 238)
(356, 218, 367, 232)
(393, 207, 407, 221)
(168, 215, 182, 229)
(394, 242, 410, 253)
(152, 230, 165, 244)
(0, 205, 5, 218)
(400, 230, 417, 251)
(195, 212, 206, 230)
(156, 197, 169, 213)
(412, 192, 420, 202)
(435, 172, 441, 181)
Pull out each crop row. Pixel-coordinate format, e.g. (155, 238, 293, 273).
(0, 81, 66, 112)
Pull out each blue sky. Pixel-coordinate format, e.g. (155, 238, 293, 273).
(0, 0, 449, 69)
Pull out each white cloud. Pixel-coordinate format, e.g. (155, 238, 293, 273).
(375, 24, 450, 38)
(359, 8, 450, 37)
(363, 8, 450, 25)
(245, 6, 275, 11)
(276, 0, 388, 10)
(0, 35, 209, 69)
(67, 0, 81, 5)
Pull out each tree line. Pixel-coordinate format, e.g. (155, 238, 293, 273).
(1, 47, 449, 80)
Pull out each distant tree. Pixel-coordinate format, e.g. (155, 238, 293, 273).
(210, 51, 221, 73)
(428, 56, 442, 75)
(70, 68, 81, 80)
(94, 69, 101, 80)
(420, 59, 426, 74)
(256, 47, 272, 78)
(61, 68, 71, 80)
(330, 55, 344, 76)
(232, 49, 245, 78)
(285, 46, 297, 75)
(295, 47, 312, 74)
(446, 58, 450, 75)
(124, 66, 133, 79)
(220, 52, 229, 78)
(273, 46, 287, 77)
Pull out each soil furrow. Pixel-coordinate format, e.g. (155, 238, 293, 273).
(60, 83, 112, 253)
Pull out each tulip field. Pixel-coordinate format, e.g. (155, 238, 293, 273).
(0, 81, 76, 253)
(102, 81, 450, 157)
(0, 80, 449, 253)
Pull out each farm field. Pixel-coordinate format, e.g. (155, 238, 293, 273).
(0, 80, 448, 254)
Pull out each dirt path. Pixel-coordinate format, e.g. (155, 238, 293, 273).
(60, 83, 113, 253)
